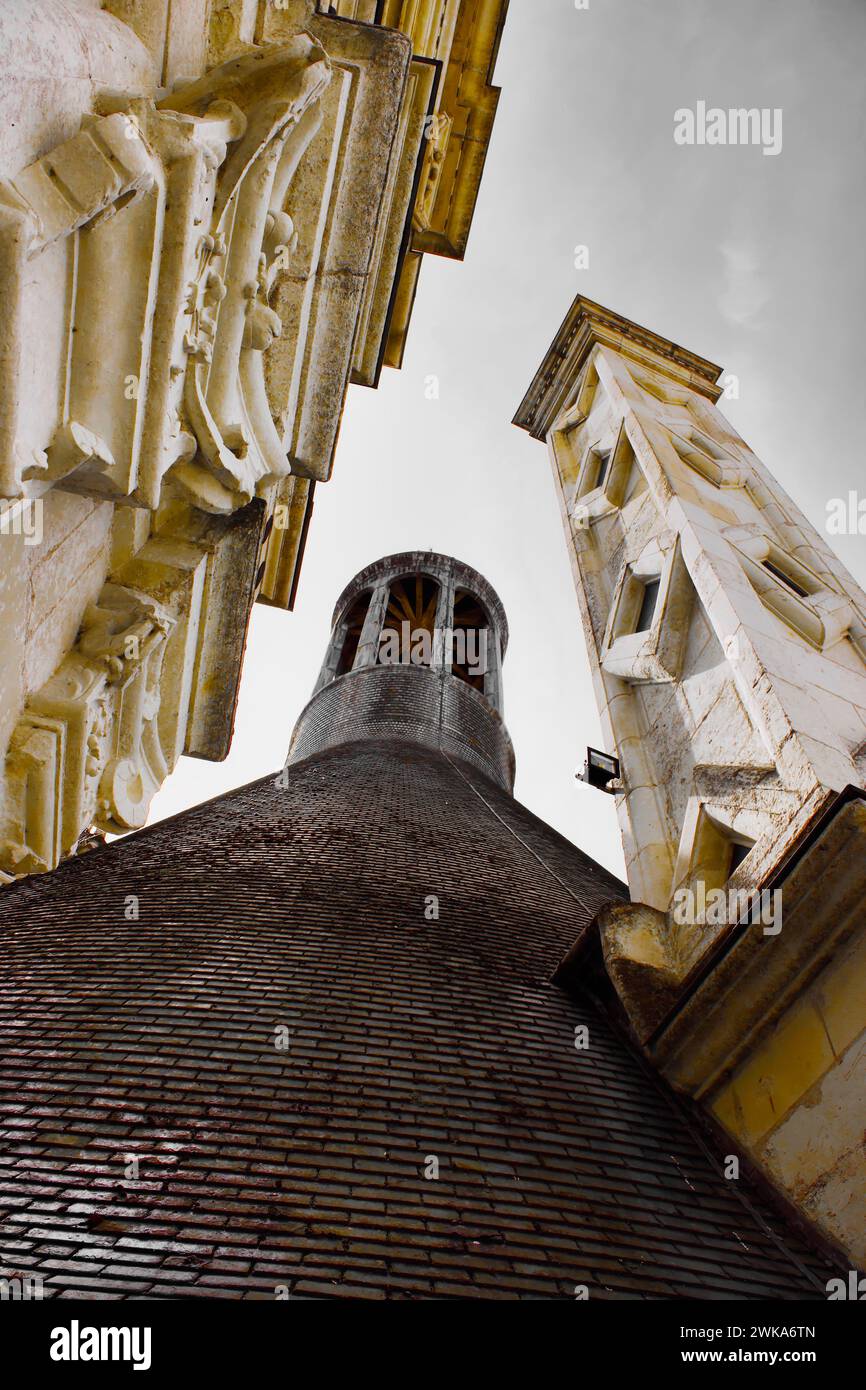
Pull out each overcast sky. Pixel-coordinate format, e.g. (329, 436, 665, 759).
(149, 0, 866, 879)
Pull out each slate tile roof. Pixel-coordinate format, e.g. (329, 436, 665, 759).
(0, 740, 840, 1299)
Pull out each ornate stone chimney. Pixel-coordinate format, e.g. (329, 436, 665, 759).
(287, 551, 515, 790)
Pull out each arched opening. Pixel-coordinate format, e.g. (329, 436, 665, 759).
(377, 574, 440, 667)
(335, 590, 371, 677)
(451, 589, 490, 692)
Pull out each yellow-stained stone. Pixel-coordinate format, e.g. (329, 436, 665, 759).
(723, 1001, 836, 1145)
(760, 1029, 866, 1266)
(761, 1030, 866, 1191)
(725, 1067, 777, 1146)
(709, 1083, 740, 1139)
(711, 929, 866, 1158)
(815, 929, 866, 1059)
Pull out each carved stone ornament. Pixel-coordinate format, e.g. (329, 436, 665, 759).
(0, 583, 175, 876)
(0, 35, 331, 513)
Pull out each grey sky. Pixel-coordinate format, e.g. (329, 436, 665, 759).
(150, 0, 866, 878)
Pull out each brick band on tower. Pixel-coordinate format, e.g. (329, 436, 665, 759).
(288, 552, 514, 788)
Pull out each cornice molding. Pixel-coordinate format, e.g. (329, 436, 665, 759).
(513, 295, 724, 443)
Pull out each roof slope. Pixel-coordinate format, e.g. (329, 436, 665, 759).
(0, 739, 838, 1298)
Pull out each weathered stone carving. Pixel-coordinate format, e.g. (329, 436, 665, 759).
(0, 111, 161, 498)
(0, 582, 174, 875)
(0, 36, 330, 514)
(0, 1, 509, 884)
(161, 39, 331, 512)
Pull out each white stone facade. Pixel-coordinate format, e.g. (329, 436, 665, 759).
(516, 298, 866, 1266)
(518, 299, 866, 968)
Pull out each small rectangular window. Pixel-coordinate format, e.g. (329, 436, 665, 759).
(728, 840, 752, 876)
(761, 559, 809, 599)
(594, 450, 611, 489)
(635, 578, 660, 633)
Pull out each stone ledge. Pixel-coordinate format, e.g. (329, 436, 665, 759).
(648, 789, 866, 1094)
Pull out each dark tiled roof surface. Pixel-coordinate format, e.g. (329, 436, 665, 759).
(0, 740, 837, 1299)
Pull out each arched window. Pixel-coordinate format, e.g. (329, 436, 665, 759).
(451, 589, 489, 692)
(335, 591, 371, 677)
(377, 574, 440, 667)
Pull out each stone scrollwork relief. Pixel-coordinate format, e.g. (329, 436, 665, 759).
(0, 5, 512, 886)
(79, 584, 175, 833)
(0, 34, 331, 514)
(0, 583, 175, 877)
(164, 38, 331, 512)
(0, 111, 163, 500)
